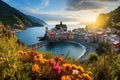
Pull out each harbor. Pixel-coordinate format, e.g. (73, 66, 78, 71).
(26, 21, 97, 60)
(27, 21, 120, 60)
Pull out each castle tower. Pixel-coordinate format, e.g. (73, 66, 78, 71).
(60, 21, 62, 25)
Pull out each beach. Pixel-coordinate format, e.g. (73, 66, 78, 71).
(77, 40, 98, 61)
(65, 40, 98, 61)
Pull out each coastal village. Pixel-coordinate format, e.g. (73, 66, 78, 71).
(46, 21, 120, 52)
(1, 0, 120, 79)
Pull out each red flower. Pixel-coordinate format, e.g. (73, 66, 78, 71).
(48, 59, 56, 65)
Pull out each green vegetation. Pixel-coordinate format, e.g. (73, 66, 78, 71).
(97, 41, 111, 54)
(84, 53, 120, 80)
(0, 23, 120, 80)
(88, 52, 99, 63)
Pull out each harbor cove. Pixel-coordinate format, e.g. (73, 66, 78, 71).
(15, 21, 120, 61)
(16, 24, 95, 60)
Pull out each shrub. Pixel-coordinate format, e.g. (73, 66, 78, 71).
(0, 51, 31, 80)
(88, 52, 99, 63)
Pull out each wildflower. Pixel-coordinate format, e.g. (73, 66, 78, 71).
(71, 64, 78, 69)
(32, 64, 40, 72)
(52, 64, 61, 75)
(48, 59, 56, 65)
(72, 69, 79, 75)
(34, 54, 43, 62)
(30, 50, 37, 56)
(77, 65, 84, 73)
(62, 64, 72, 73)
(40, 58, 48, 64)
(55, 56, 65, 63)
(61, 75, 71, 80)
(18, 50, 28, 55)
(43, 59, 48, 63)
(17, 50, 24, 55)
(23, 52, 27, 55)
(81, 73, 92, 80)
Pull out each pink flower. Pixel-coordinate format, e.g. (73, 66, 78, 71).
(52, 64, 61, 76)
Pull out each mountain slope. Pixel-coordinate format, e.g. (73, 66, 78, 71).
(87, 6, 120, 29)
(27, 15, 47, 26)
(0, 0, 46, 29)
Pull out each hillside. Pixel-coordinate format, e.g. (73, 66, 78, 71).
(87, 6, 120, 29)
(27, 15, 47, 26)
(0, 0, 46, 29)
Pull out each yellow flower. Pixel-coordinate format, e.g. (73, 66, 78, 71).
(61, 75, 71, 80)
(23, 52, 27, 55)
(71, 64, 78, 69)
(62, 64, 72, 73)
(43, 59, 48, 63)
(32, 64, 40, 72)
(34, 54, 43, 62)
(81, 73, 93, 80)
(40, 58, 48, 64)
(17, 50, 28, 55)
(17, 50, 24, 55)
(77, 65, 84, 73)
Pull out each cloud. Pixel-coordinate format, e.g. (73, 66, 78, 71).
(30, 12, 79, 22)
(22, 10, 80, 24)
(66, 0, 104, 11)
(65, 0, 119, 11)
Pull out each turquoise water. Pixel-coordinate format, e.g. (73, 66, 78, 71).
(38, 41, 86, 59)
(16, 25, 86, 59)
(16, 27, 45, 45)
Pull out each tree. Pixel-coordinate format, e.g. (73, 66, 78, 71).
(97, 41, 111, 55)
(88, 52, 99, 63)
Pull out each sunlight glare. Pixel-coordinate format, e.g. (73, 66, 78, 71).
(85, 15, 97, 23)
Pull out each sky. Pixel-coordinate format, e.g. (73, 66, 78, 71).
(3, 0, 120, 25)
